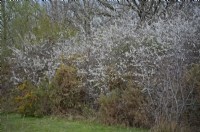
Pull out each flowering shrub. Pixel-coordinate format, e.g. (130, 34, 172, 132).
(4, 2, 199, 128)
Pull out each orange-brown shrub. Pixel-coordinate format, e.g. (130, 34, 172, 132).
(99, 75, 149, 127)
(50, 64, 86, 115)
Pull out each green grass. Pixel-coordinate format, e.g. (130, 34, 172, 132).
(0, 114, 147, 132)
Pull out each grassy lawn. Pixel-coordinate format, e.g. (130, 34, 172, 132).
(0, 114, 147, 132)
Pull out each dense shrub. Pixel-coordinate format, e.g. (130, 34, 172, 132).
(0, 59, 14, 113)
(50, 64, 86, 115)
(184, 64, 200, 127)
(15, 81, 39, 116)
(14, 79, 54, 117)
(14, 63, 87, 117)
(99, 72, 149, 127)
(0, 89, 16, 113)
(34, 79, 53, 116)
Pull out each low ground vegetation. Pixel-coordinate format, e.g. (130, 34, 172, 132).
(0, 114, 147, 132)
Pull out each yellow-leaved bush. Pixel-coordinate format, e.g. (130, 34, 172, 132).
(15, 80, 52, 117)
(15, 81, 38, 117)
